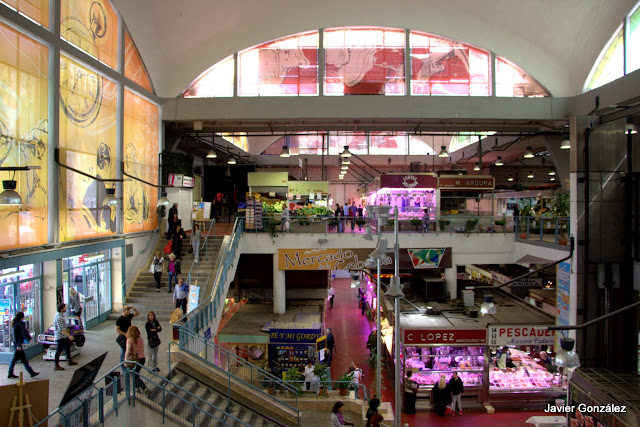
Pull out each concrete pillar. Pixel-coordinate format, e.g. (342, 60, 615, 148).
(273, 254, 286, 314)
(112, 246, 124, 312)
(444, 265, 458, 300)
(42, 260, 58, 328)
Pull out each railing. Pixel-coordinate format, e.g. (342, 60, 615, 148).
(123, 226, 160, 304)
(170, 329, 301, 423)
(515, 216, 571, 246)
(35, 361, 250, 427)
(284, 380, 369, 402)
(186, 218, 216, 285)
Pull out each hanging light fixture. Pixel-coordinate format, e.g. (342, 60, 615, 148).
(340, 145, 352, 157)
(280, 145, 291, 158)
(341, 164, 348, 170)
(560, 139, 571, 149)
(626, 119, 638, 135)
(338, 174, 344, 180)
(341, 158, 351, 165)
(495, 156, 503, 166)
(527, 171, 534, 179)
(157, 192, 170, 207)
(524, 146, 534, 158)
(102, 188, 118, 206)
(438, 145, 449, 158)
(549, 170, 556, 176)
(0, 180, 22, 205)
(206, 150, 217, 159)
(227, 157, 236, 165)
(507, 176, 514, 182)
(480, 295, 496, 315)
(350, 271, 362, 288)
(550, 177, 556, 181)
(384, 276, 404, 298)
(473, 162, 481, 171)
(555, 338, 581, 371)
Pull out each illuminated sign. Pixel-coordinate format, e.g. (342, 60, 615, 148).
(487, 325, 555, 346)
(404, 329, 486, 345)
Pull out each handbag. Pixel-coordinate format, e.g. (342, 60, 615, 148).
(124, 345, 138, 368)
(116, 334, 127, 349)
(105, 371, 123, 396)
(149, 264, 154, 274)
(163, 241, 173, 254)
(148, 335, 161, 348)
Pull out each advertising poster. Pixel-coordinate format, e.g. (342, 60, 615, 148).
(0, 23, 49, 251)
(556, 262, 571, 327)
(187, 284, 200, 314)
(124, 30, 153, 92)
(123, 90, 159, 233)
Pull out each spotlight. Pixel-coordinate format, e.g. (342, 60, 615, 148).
(495, 156, 503, 166)
(507, 176, 514, 182)
(369, 239, 389, 261)
(102, 188, 118, 206)
(549, 170, 556, 175)
(626, 119, 638, 135)
(206, 150, 217, 159)
(555, 338, 581, 371)
(340, 146, 352, 157)
(438, 146, 449, 158)
(0, 180, 22, 205)
(560, 139, 570, 149)
(362, 225, 375, 241)
(341, 158, 351, 165)
(473, 163, 480, 171)
(384, 276, 404, 298)
(280, 146, 291, 158)
(480, 295, 496, 315)
(227, 157, 236, 165)
(527, 171, 534, 179)
(157, 192, 170, 207)
(524, 147, 534, 158)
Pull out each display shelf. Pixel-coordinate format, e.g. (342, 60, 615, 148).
(489, 349, 563, 392)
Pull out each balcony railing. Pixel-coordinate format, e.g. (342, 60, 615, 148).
(515, 216, 571, 246)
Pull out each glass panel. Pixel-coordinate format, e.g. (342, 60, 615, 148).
(18, 277, 41, 350)
(59, 55, 117, 241)
(124, 30, 153, 93)
(584, 25, 624, 91)
(628, 4, 640, 73)
(83, 264, 98, 322)
(1, 0, 49, 27)
(410, 31, 490, 96)
(0, 283, 15, 353)
(328, 132, 367, 155)
(325, 27, 405, 95)
(123, 90, 159, 233)
(0, 264, 41, 353)
(261, 134, 328, 155)
(495, 56, 549, 97)
(60, 0, 119, 69)
(408, 135, 437, 155)
(184, 55, 234, 98)
(369, 132, 408, 155)
(0, 23, 49, 251)
(239, 31, 319, 96)
(99, 262, 110, 315)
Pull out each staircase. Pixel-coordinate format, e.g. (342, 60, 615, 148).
(151, 362, 281, 427)
(124, 234, 224, 322)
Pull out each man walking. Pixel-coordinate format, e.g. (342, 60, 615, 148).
(173, 278, 189, 313)
(326, 328, 335, 353)
(116, 305, 140, 362)
(172, 224, 187, 259)
(349, 202, 357, 232)
(167, 203, 178, 238)
(53, 303, 78, 370)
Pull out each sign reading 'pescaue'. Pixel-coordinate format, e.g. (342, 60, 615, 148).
(487, 325, 555, 346)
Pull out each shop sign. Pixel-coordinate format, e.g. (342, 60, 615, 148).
(438, 175, 495, 190)
(182, 176, 194, 188)
(288, 180, 329, 196)
(168, 173, 183, 187)
(487, 325, 555, 346)
(510, 278, 542, 287)
(490, 271, 510, 284)
(270, 328, 322, 344)
(278, 248, 392, 271)
(556, 262, 571, 327)
(404, 329, 486, 345)
(187, 284, 200, 313)
(380, 174, 437, 189)
(248, 172, 288, 187)
(204, 327, 211, 340)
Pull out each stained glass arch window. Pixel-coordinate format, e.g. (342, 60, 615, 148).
(584, 24, 624, 92)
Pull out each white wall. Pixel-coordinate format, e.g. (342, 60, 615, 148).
(122, 233, 160, 298)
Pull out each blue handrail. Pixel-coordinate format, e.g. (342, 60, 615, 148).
(515, 216, 571, 246)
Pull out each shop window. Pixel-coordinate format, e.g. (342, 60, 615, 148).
(495, 57, 549, 97)
(0, 22, 49, 251)
(369, 132, 408, 155)
(627, 3, 640, 74)
(124, 30, 153, 93)
(410, 31, 490, 96)
(1, 0, 49, 27)
(60, 0, 119, 69)
(238, 31, 319, 96)
(584, 25, 624, 92)
(0, 264, 42, 354)
(183, 55, 234, 98)
(324, 27, 405, 96)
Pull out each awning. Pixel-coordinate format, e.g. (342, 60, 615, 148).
(516, 255, 554, 264)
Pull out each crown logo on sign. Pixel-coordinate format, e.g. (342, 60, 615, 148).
(402, 175, 418, 188)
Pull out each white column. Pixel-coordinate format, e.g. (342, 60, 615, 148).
(444, 265, 458, 300)
(42, 260, 59, 327)
(273, 254, 286, 314)
(112, 247, 124, 312)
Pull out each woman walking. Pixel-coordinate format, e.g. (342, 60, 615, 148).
(125, 326, 147, 394)
(192, 225, 203, 263)
(145, 311, 162, 372)
(432, 373, 451, 416)
(7, 312, 39, 379)
(167, 253, 177, 293)
(152, 251, 164, 292)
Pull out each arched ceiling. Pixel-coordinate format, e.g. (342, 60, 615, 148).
(113, 0, 636, 98)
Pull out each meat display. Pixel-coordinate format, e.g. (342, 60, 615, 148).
(489, 349, 562, 391)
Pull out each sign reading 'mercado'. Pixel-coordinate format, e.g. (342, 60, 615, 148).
(278, 248, 392, 270)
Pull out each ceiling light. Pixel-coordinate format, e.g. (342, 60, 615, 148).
(206, 150, 217, 159)
(626, 119, 638, 135)
(550, 177, 556, 181)
(555, 338, 581, 371)
(362, 225, 375, 241)
(280, 145, 291, 158)
(527, 171, 534, 179)
(338, 175, 344, 180)
(495, 156, 503, 166)
(507, 176, 514, 182)
(524, 147, 534, 158)
(227, 157, 236, 165)
(341, 158, 350, 165)
(0, 270, 26, 280)
(102, 188, 118, 206)
(438, 146, 449, 158)
(473, 162, 480, 171)
(0, 180, 22, 205)
(384, 276, 404, 298)
(549, 170, 556, 175)
(341, 165, 348, 170)
(340, 146, 352, 157)
(157, 192, 170, 207)
(480, 295, 496, 315)
(560, 139, 570, 149)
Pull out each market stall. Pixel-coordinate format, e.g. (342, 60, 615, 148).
(267, 321, 322, 374)
(437, 175, 495, 218)
(365, 173, 438, 223)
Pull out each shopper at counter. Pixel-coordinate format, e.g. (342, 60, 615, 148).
(448, 371, 464, 416)
(403, 369, 418, 414)
(304, 360, 317, 391)
(537, 351, 558, 373)
(432, 374, 451, 416)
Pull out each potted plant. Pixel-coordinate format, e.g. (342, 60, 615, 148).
(465, 219, 478, 236)
(336, 371, 354, 396)
(355, 218, 366, 227)
(284, 367, 304, 396)
(550, 192, 570, 244)
(266, 220, 279, 245)
(438, 219, 450, 232)
(410, 218, 423, 231)
(313, 363, 329, 397)
(519, 202, 534, 238)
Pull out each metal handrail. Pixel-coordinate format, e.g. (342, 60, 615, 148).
(515, 216, 571, 245)
(283, 380, 369, 401)
(123, 226, 160, 303)
(35, 361, 250, 427)
(186, 218, 216, 282)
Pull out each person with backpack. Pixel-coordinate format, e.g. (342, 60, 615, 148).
(173, 277, 189, 313)
(151, 251, 164, 292)
(365, 398, 384, 426)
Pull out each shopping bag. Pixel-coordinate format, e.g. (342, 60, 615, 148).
(105, 371, 123, 396)
(163, 241, 173, 254)
(445, 406, 453, 415)
(149, 264, 154, 274)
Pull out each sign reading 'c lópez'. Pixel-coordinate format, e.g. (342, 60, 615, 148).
(278, 248, 392, 270)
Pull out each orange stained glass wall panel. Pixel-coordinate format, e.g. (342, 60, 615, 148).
(60, 0, 118, 69)
(59, 55, 118, 241)
(0, 22, 49, 250)
(1, 0, 49, 27)
(124, 30, 153, 93)
(123, 89, 159, 233)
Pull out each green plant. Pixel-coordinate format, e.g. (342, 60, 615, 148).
(520, 201, 533, 217)
(328, 218, 338, 227)
(438, 220, 450, 231)
(266, 220, 278, 244)
(465, 219, 478, 235)
(550, 192, 570, 217)
(161, 150, 193, 186)
(410, 219, 423, 228)
(298, 218, 310, 226)
(386, 219, 394, 227)
(314, 206, 328, 216)
(495, 214, 506, 227)
(284, 367, 304, 391)
(336, 372, 354, 390)
(355, 218, 366, 226)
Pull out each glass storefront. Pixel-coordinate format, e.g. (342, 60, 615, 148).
(62, 251, 112, 329)
(0, 265, 43, 358)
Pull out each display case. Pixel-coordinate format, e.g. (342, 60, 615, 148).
(405, 345, 485, 388)
(488, 348, 563, 392)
